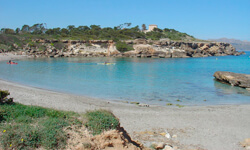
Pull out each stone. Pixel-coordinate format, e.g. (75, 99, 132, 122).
(214, 71, 250, 88)
(192, 53, 204, 57)
(241, 138, 250, 148)
(54, 55, 60, 58)
(165, 132, 171, 139)
(172, 51, 188, 58)
(159, 53, 166, 58)
(16, 39, 243, 58)
(138, 103, 149, 107)
(13, 43, 18, 49)
(159, 132, 166, 136)
(156, 142, 165, 149)
(163, 145, 174, 150)
(165, 52, 172, 58)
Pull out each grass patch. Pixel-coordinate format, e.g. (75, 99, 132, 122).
(0, 90, 121, 149)
(0, 102, 81, 149)
(85, 110, 119, 135)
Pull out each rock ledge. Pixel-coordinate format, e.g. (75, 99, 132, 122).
(214, 71, 250, 89)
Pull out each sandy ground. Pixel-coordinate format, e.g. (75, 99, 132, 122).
(0, 52, 28, 61)
(1, 54, 250, 150)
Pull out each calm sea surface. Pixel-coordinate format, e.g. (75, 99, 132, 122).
(0, 51, 250, 106)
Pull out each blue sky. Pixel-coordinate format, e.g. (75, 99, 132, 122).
(0, 0, 249, 40)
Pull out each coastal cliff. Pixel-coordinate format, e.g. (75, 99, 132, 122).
(8, 39, 244, 58)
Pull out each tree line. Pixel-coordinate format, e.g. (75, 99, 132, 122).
(0, 23, 195, 41)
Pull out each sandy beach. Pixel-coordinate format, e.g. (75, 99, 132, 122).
(0, 52, 29, 61)
(1, 54, 250, 149)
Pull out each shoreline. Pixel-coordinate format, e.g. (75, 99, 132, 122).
(2, 77, 250, 107)
(1, 53, 250, 149)
(0, 52, 29, 62)
(1, 79, 250, 149)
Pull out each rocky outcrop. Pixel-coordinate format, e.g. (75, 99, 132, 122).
(123, 39, 244, 58)
(214, 71, 250, 89)
(9, 39, 245, 58)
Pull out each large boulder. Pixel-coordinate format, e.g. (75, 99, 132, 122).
(214, 71, 250, 89)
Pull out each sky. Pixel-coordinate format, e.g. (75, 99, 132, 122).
(0, 0, 249, 41)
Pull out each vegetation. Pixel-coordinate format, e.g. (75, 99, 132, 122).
(176, 104, 185, 108)
(0, 23, 196, 52)
(0, 90, 120, 149)
(115, 41, 134, 52)
(85, 110, 119, 135)
(0, 90, 13, 104)
(166, 103, 173, 106)
(0, 103, 76, 149)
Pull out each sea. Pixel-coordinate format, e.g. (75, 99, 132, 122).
(0, 51, 249, 106)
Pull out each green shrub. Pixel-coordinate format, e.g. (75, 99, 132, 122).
(115, 41, 133, 52)
(0, 90, 13, 104)
(39, 118, 69, 149)
(0, 90, 9, 100)
(0, 124, 42, 149)
(2, 104, 47, 120)
(85, 110, 119, 135)
(28, 42, 37, 47)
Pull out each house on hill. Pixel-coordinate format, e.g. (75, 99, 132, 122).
(148, 24, 158, 31)
(143, 24, 158, 33)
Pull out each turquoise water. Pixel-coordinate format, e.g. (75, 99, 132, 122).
(0, 52, 250, 106)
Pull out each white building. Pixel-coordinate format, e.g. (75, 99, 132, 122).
(143, 24, 158, 33)
(148, 24, 158, 31)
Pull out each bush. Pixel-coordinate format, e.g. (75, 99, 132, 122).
(0, 90, 13, 104)
(115, 41, 133, 52)
(85, 110, 120, 135)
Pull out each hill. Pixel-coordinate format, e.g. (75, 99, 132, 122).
(209, 38, 250, 51)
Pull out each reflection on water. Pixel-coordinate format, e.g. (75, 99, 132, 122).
(214, 79, 250, 96)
